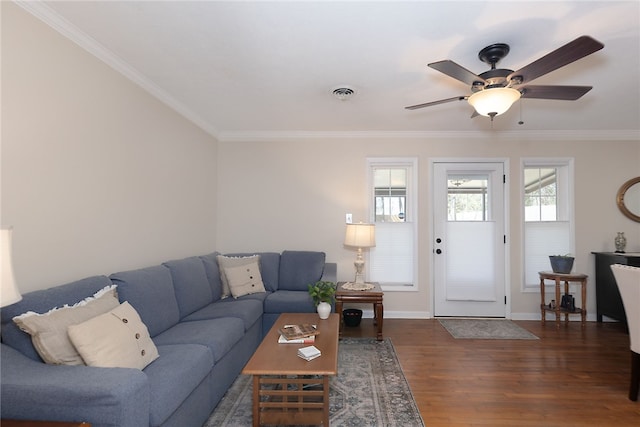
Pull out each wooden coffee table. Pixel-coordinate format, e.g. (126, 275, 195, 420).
(242, 313, 339, 426)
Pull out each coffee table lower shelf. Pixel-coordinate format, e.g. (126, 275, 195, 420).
(252, 375, 330, 426)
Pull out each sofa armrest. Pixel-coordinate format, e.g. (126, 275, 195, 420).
(1, 344, 149, 427)
(322, 262, 337, 283)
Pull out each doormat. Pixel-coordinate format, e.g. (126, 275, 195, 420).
(439, 319, 539, 340)
(204, 338, 425, 426)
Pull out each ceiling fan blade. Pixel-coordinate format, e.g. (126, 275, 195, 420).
(405, 96, 467, 110)
(428, 60, 485, 86)
(508, 36, 604, 85)
(520, 85, 592, 100)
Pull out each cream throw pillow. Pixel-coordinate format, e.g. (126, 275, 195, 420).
(13, 285, 119, 365)
(224, 261, 266, 298)
(68, 301, 159, 370)
(217, 255, 261, 298)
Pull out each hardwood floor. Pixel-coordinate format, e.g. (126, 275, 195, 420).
(342, 318, 640, 426)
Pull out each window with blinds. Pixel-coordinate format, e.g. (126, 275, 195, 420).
(367, 158, 417, 290)
(522, 160, 574, 290)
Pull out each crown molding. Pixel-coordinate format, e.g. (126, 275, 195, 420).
(15, 0, 219, 138)
(14, 2, 639, 145)
(217, 129, 640, 143)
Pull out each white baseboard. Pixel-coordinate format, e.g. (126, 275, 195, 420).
(350, 310, 618, 322)
(355, 309, 431, 319)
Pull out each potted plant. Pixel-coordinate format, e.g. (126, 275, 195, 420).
(549, 254, 574, 274)
(308, 281, 336, 319)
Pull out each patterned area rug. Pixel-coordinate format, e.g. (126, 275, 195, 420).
(204, 338, 424, 426)
(439, 319, 539, 340)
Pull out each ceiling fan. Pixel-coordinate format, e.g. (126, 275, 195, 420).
(405, 36, 604, 120)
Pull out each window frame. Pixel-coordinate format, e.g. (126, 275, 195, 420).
(521, 158, 575, 292)
(366, 157, 418, 292)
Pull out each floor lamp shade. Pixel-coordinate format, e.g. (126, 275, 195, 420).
(1, 228, 22, 307)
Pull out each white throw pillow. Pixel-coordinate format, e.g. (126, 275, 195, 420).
(224, 261, 266, 298)
(216, 255, 261, 298)
(68, 301, 159, 370)
(12, 285, 120, 365)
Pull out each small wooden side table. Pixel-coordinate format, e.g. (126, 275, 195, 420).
(539, 271, 588, 327)
(335, 282, 384, 341)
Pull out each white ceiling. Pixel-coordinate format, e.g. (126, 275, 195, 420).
(20, 1, 640, 140)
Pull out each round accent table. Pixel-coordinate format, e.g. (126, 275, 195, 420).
(539, 271, 588, 327)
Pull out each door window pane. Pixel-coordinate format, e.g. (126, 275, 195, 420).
(447, 175, 488, 221)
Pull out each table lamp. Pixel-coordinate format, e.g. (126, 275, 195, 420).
(344, 223, 376, 284)
(1, 227, 22, 307)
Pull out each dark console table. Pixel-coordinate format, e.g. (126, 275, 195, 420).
(592, 252, 640, 325)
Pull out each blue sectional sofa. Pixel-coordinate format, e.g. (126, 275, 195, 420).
(1, 250, 336, 427)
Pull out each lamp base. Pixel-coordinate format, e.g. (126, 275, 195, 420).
(354, 248, 365, 284)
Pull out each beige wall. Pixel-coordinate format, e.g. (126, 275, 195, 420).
(3, 3, 639, 320)
(1, 3, 218, 292)
(217, 137, 640, 318)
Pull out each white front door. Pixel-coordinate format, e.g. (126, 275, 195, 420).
(433, 162, 506, 317)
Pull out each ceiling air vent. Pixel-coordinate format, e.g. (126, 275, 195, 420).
(332, 86, 356, 101)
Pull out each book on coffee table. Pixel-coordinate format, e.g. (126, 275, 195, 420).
(278, 323, 319, 341)
(297, 345, 321, 361)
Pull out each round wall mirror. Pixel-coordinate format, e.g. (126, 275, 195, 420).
(617, 177, 640, 222)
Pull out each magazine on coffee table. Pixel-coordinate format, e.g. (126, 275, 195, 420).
(278, 323, 319, 340)
(278, 324, 317, 343)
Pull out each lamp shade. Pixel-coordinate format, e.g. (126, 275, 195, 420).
(344, 223, 376, 248)
(1, 228, 22, 307)
(468, 87, 521, 117)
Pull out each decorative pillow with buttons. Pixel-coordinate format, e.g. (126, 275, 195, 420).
(224, 261, 266, 298)
(68, 301, 159, 370)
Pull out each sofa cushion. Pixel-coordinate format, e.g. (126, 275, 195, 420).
(182, 297, 264, 331)
(278, 251, 326, 291)
(68, 302, 159, 370)
(110, 265, 180, 337)
(224, 261, 266, 298)
(0, 275, 115, 362)
(217, 255, 261, 298)
(0, 343, 150, 427)
(223, 252, 281, 292)
(200, 252, 223, 302)
(145, 344, 213, 427)
(264, 290, 316, 314)
(12, 285, 119, 365)
(163, 257, 213, 318)
(153, 317, 244, 362)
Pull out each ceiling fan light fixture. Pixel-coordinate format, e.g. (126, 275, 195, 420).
(467, 87, 521, 117)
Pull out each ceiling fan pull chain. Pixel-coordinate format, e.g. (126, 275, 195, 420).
(518, 100, 524, 125)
